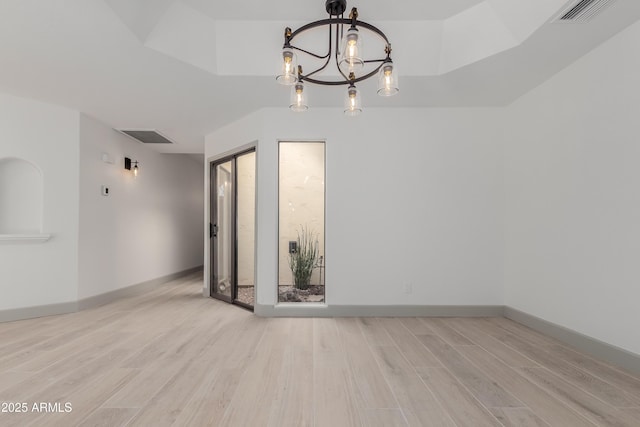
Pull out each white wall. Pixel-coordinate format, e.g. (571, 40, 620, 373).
(504, 21, 640, 355)
(0, 93, 80, 310)
(206, 107, 504, 307)
(78, 114, 204, 299)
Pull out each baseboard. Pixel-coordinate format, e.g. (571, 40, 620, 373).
(0, 301, 78, 323)
(0, 266, 203, 323)
(78, 265, 203, 310)
(254, 304, 504, 317)
(504, 307, 640, 375)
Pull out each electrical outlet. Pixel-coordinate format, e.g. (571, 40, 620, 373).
(404, 283, 413, 294)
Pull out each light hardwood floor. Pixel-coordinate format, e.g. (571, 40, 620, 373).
(1, 272, 639, 426)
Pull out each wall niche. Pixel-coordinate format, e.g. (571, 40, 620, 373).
(0, 157, 45, 238)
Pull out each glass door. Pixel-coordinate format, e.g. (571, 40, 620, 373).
(210, 150, 256, 309)
(235, 151, 256, 309)
(211, 160, 234, 303)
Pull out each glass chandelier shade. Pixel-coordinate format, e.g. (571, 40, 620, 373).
(344, 84, 362, 116)
(377, 62, 399, 97)
(339, 27, 364, 71)
(276, 48, 298, 85)
(290, 81, 308, 112)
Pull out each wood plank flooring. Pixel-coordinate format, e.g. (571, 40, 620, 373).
(0, 273, 639, 426)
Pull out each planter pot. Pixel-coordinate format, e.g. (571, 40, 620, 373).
(294, 275, 311, 290)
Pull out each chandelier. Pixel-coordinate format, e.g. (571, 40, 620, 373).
(276, 0, 399, 116)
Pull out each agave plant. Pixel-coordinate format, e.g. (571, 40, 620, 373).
(288, 226, 318, 290)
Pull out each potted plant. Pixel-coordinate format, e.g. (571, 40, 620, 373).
(288, 226, 318, 290)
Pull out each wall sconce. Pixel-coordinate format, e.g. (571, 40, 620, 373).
(124, 157, 139, 177)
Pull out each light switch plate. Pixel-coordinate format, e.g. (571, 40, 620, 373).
(101, 152, 114, 164)
(101, 185, 110, 196)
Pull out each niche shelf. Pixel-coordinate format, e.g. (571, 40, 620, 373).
(0, 157, 47, 241)
(0, 233, 51, 243)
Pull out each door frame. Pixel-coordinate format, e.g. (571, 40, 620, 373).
(208, 147, 256, 310)
(210, 158, 234, 304)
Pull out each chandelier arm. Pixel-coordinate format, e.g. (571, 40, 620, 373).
(304, 23, 334, 78)
(301, 62, 384, 86)
(349, 64, 385, 84)
(288, 19, 334, 60)
(300, 76, 348, 86)
(363, 58, 390, 64)
(303, 61, 330, 78)
(290, 45, 330, 60)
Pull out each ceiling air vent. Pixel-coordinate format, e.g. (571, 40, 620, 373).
(117, 129, 175, 144)
(555, 0, 616, 23)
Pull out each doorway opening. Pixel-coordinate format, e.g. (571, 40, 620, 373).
(210, 149, 256, 310)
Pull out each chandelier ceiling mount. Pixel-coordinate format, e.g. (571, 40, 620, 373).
(325, 0, 347, 16)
